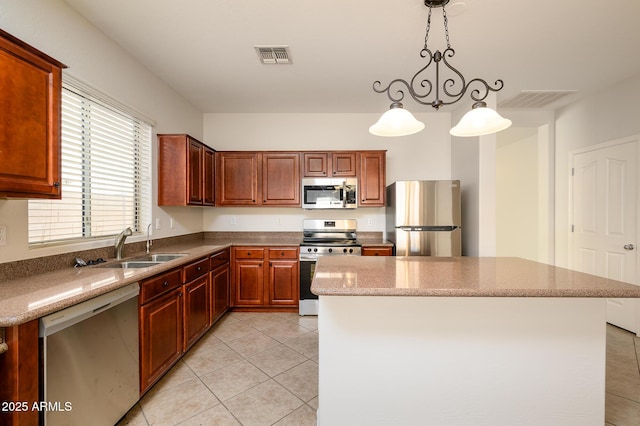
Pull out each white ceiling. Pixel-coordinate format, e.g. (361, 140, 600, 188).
(63, 0, 640, 114)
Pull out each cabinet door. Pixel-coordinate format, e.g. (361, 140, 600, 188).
(262, 152, 300, 206)
(183, 275, 211, 350)
(358, 151, 386, 206)
(0, 31, 64, 198)
(303, 152, 330, 177)
(188, 138, 204, 205)
(216, 152, 260, 205)
(332, 152, 357, 177)
(268, 260, 299, 305)
(203, 147, 215, 206)
(233, 260, 265, 306)
(140, 288, 183, 393)
(211, 264, 230, 324)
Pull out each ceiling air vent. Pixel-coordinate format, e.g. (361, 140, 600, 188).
(255, 46, 292, 64)
(499, 90, 578, 109)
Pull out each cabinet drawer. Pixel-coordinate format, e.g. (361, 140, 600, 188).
(361, 247, 393, 256)
(234, 248, 265, 259)
(183, 257, 209, 282)
(140, 269, 182, 304)
(210, 249, 230, 270)
(268, 248, 298, 259)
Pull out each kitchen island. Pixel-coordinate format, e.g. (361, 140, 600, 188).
(311, 256, 640, 426)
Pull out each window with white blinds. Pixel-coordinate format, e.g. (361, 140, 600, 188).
(28, 81, 152, 245)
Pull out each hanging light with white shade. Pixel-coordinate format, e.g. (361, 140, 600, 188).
(370, 0, 511, 138)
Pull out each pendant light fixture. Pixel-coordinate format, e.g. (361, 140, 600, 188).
(370, 0, 511, 137)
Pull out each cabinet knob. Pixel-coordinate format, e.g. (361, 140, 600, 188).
(163, 281, 169, 287)
(53, 182, 61, 188)
(197, 266, 201, 271)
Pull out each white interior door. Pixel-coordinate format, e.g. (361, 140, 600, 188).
(572, 140, 638, 332)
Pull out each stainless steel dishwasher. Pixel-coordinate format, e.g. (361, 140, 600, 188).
(40, 282, 140, 426)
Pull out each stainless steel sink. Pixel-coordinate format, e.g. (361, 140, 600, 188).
(101, 261, 163, 269)
(133, 253, 188, 262)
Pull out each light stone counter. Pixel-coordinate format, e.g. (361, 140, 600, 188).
(311, 256, 640, 297)
(0, 242, 230, 327)
(313, 256, 640, 426)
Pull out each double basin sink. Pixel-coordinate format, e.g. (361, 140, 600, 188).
(101, 253, 188, 269)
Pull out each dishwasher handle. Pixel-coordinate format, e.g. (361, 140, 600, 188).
(40, 282, 139, 337)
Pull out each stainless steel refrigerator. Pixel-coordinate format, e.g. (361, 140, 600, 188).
(386, 180, 462, 256)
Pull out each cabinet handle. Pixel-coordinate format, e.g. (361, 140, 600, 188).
(163, 281, 169, 287)
(53, 182, 61, 188)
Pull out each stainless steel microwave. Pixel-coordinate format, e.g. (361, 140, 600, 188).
(302, 178, 357, 209)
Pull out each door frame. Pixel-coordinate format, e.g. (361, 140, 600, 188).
(569, 134, 640, 335)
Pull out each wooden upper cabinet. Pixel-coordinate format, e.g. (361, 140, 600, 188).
(188, 138, 204, 204)
(302, 151, 356, 177)
(262, 152, 300, 206)
(331, 152, 357, 177)
(203, 148, 216, 205)
(0, 29, 66, 199)
(215, 152, 260, 205)
(358, 151, 386, 207)
(302, 152, 330, 177)
(158, 134, 215, 206)
(216, 151, 300, 207)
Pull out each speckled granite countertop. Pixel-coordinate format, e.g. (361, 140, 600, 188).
(0, 232, 393, 327)
(0, 241, 231, 327)
(311, 256, 640, 298)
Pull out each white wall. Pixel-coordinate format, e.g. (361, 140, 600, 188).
(0, 0, 204, 262)
(203, 113, 453, 234)
(496, 130, 539, 260)
(555, 74, 640, 267)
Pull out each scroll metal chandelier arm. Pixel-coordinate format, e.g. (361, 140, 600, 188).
(373, 46, 505, 111)
(372, 0, 506, 111)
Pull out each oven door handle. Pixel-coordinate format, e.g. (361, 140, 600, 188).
(300, 255, 318, 262)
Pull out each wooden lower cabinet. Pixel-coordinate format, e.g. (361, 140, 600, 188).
(0, 319, 40, 426)
(211, 264, 230, 323)
(139, 252, 233, 394)
(232, 246, 299, 310)
(139, 287, 183, 393)
(183, 274, 210, 350)
(234, 259, 265, 306)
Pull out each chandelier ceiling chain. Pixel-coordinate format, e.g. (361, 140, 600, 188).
(372, 0, 504, 111)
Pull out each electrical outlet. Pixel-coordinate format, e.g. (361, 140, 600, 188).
(231, 216, 237, 225)
(368, 218, 373, 226)
(169, 217, 175, 229)
(155, 217, 161, 230)
(0, 225, 6, 246)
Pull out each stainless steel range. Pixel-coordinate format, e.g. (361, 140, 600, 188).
(299, 219, 361, 315)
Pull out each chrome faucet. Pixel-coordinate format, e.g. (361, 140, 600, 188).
(146, 223, 153, 254)
(115, 227, 133, 260)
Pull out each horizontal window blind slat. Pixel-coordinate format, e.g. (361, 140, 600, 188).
(28, 82, 152, 245)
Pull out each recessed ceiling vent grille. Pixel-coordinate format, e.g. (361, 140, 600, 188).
(255, 46, 292, 64)
(499, 90, 578, 109)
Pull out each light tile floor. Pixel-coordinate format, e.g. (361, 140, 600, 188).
(606, 324, 640, 425)
(119, 315, 640, 425)
(119, 312, 319, 426)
